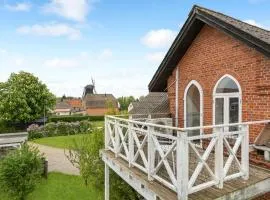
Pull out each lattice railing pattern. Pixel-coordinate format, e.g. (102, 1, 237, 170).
(104, 116, 265, 200)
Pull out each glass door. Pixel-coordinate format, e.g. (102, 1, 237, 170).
(215, 96, 240, 132)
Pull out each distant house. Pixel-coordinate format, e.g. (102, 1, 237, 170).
(66, 99, 84, 113)
(82, 83, 118, 116)
(53, 101, 72, 116)
(129, 92, 170, 118)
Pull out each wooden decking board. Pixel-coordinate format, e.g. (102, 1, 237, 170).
(102, 150, 270, 200)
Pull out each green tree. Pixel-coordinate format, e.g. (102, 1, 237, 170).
(66, 129, 139, 200)
(0, 71, 56, 123)
(106, 99, 119, 115)
(117, 96, 135, 111)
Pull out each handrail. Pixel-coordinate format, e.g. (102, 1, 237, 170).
(106, 115, 270, 132)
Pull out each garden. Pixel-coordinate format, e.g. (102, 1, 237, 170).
(0, 72, 139, 200)
(0, 121, 139, 200)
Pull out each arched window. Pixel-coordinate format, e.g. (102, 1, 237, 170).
(213, 75, 242, 131)
(184, 81, 203, 138)
(216, 76, 239, 93)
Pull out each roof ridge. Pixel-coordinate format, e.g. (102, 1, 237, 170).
(195, 5, 269, 32)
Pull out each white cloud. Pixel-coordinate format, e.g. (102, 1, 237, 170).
(5, 2, 31, 12)
(146, 52, 166, 64)
(43, 58, 80, 68)
(16, 23, 81, 40)
(43, 0, 95, 22)
(98, 49, 113, 60)
(244, 19, 269, 30)
(0, 48, 7, 54)
(141, 29, 177, 48)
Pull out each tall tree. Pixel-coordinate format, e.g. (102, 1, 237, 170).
(0, 71, 56, 123)
(117, 96, 135, 111)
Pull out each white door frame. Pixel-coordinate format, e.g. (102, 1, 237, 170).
(213, 74, 242, 129)
(184, 80, 204, 136)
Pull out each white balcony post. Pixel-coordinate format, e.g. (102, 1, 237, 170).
(115, 120, 120, 157)
(148, 125, 155, 181)
(128, 121, 134, 168)
(176, 131, 188, 200)
(105, 163, 110, 200)
(215, 127, 224, 189)
(241, 124, 249, 180)
(105, 116, 109, 150)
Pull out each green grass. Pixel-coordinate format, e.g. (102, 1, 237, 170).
(91, 120, 104, 128)
(32, 121, 104, 149)
(33, 134, 85, 149)
(0, 172, 103, 200)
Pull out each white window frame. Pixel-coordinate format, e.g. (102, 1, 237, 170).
(184, 80, 204, 138)
(212, 74, 242, 129)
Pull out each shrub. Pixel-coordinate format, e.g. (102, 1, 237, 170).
(79, 120, 92, 133)
(0, 144, 43, 200)
(27, 124, 43, 140)
(27, 121, 93, 140)
(48, 115, 104, 123)
(43, 122, 57, 137)
(56, 121, 71, 136)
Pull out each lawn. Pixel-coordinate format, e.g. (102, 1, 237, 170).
(32, 134, 85, 149)
(32, 120, 104, 149)
(0, 172, 103, 200)
(91, 120, 104, 128)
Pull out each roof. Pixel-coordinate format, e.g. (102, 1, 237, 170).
(255, 124, 270, 148)
(129, 92, 169, 115)
(84, 94, 118, 109)
(55, 101, 72, 110)
(149, 5, 270, 92)
(67, 99, 82, 108)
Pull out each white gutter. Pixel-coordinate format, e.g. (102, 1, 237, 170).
(175, 68, 179, 127)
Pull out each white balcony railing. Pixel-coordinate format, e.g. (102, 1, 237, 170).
(104, 115, 270, 200)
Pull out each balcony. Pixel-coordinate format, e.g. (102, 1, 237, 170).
(101, 115, 270, 200)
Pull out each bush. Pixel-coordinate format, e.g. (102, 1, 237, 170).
(27, 120, 93, 140)
(66, 129, 139, 200)
(48, 115, 104, 123)
(0, 144, 43, 200)
(27, 124, 43, 140)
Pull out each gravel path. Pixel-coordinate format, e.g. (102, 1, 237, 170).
(28, 142, 80, 175)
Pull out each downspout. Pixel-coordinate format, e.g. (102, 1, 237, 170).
(175, 68, 179, 127)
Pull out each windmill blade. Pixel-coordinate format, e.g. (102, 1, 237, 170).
(91, 77, 97, 94)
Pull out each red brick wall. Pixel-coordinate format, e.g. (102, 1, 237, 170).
(167, 24, 270, 142)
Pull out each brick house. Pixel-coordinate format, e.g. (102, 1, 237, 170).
(82, 82, 118, 116)
(83, 94, 118, 116)
(148, 6, 270, 164)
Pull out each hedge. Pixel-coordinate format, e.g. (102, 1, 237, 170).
(48, 115, 104, 123)
(0, 120, 26, 134)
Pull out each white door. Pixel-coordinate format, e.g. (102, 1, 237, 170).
(213, 75, 242, 132)
(215, 95, 240, 132)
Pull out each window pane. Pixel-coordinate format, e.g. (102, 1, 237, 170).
(216, 77, 239, 93)
(215, 98, 224, 125)
(229, 97, 239, 131)
(186, 85, 200, 137)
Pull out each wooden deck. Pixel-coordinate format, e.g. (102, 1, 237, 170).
(102, 150, 270, 200)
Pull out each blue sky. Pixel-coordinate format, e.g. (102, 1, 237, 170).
(0, 0, 269, 98)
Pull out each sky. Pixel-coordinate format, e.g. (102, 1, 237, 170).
(0, 0, 269, 98)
